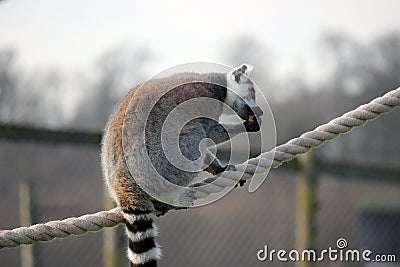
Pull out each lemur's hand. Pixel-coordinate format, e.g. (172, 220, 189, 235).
(243, 116, 261, 132)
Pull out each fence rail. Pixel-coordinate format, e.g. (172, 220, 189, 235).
(0, 124, 101, 146)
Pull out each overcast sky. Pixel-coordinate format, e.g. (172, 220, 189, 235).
(1, 0, 400, 79)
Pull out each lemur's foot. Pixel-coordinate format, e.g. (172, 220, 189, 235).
(207, 164, 236, 175)
(152, 199, 188, 216)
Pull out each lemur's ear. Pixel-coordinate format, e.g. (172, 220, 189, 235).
(240, 64, 254, 76)
(231, 63, 254, 83)
(234, 64, 254, 76)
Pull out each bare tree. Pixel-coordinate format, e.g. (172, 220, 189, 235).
(316, 32, 400, 163)
(15, 69, 65, 127)
(0, 49, 18, 122)
(223, 32, 400, 164)
(72, 43, 153, 130)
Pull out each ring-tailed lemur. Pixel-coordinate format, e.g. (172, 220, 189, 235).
(101, 64, 263, 267)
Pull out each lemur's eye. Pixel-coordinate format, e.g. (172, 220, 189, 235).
(233, 70, 241, 82)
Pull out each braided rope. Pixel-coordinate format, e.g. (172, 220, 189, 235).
(0, 208, 123, 249)
(0, 87, 399, 249)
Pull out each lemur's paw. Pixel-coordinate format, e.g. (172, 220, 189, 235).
(209, 165, 226, 175)
(243, 117, 261, 132)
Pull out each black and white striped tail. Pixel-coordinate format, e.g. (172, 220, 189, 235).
(123, 208, 161, 267)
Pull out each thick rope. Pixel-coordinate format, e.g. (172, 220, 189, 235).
(0, 208, 123, 249)
(0, 87, 399, 249)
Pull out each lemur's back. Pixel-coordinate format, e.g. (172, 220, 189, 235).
(102, 72, 227, 206)
(102, 85, 149, 208)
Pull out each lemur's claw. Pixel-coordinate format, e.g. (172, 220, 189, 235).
(234, 179, 247, 188)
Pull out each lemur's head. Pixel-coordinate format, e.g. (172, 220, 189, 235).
(225, 64, 263, 121)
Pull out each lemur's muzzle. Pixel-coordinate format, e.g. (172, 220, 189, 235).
(244, 105, 263, 132)
(246, 105, 263, 118)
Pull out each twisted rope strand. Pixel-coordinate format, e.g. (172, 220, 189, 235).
(0, 208, 123, 249)
(0, 87, 399, 249)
